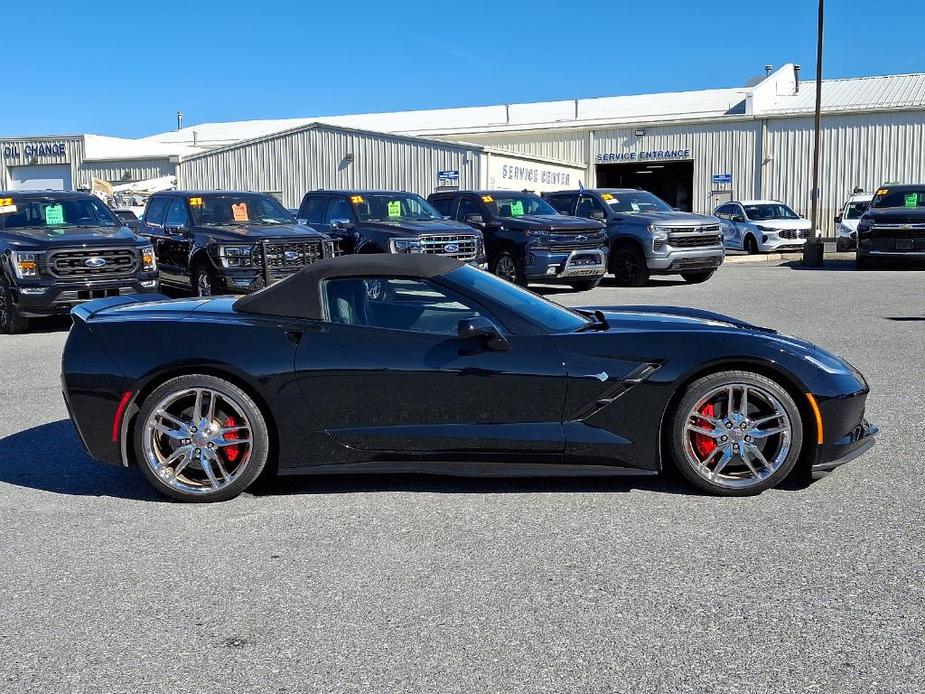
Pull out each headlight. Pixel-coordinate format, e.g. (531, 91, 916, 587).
(389, 238, 423, 253)
(11, 251, 40, 279)
(218, 245, 253, 268)
(525, 229, 548, 237)
(324, 240, 337, 257)
(647, 225, 671, 235)
(141, 246, 157, 272)
(755, 225, 777, 232)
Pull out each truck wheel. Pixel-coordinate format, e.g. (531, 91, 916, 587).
(744, 235, 759, 254)
(567, 278, 601, 292)
(491, 251, 526, 286)
(193, 264, 220, 297)
(0, 279, 29, 334)
(609, 246, 649, 287)
(681, 270, 716, 284)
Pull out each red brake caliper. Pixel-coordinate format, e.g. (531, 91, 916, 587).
(694, 403, 717, 458)
(223, 415, 241, 463)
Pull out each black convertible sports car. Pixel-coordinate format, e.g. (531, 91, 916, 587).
(62, 254, 877, 502)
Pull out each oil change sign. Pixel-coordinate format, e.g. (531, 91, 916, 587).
(3, 142, 67, 158)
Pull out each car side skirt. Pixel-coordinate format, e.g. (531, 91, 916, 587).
(277, 460, 658, 478)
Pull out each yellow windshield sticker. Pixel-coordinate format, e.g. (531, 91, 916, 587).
(905, 193, 918, 207)
(350, 195, 365, 205)
(509, 200, 525, 216)
(189, 196, 203, 207)
(387, 200, 402, 217)
(876, 188, 888, 196)
(0, 198, 16, 214)
(481, 195, 494, 203)
(45, 204, 65, 225)
(231, 202, 249, 222)
(601, 193, 614, 201)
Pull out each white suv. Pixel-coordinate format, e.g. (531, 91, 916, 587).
(834, 192, 873, 251)
(714, 200, 812, 253)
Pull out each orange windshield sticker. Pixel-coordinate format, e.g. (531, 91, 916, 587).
(231, 202, 248, 222)
(189, 196, 203, 207)
(350, 195, 365, 204)
(876, 188, 888, 196)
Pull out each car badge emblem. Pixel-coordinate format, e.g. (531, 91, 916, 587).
(444, 243, 459, 253)
(84, 257, 107, 268)
(902, 224, 912, 230)
(575, 235, 587, 242)
(284, 250, 301, 262)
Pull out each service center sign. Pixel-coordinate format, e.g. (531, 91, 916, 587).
(596, 148, 692, 163)
(487, 155, 584, 192)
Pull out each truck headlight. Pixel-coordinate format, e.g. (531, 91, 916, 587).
(389, 238, 423, 253)
(647, 225, 671, 235)
(12, 251, 40, 279)
(218, 245, 253, 268)
(141, 246, 157, 272)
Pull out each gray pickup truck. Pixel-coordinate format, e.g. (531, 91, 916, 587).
(544, 188, 725, 286)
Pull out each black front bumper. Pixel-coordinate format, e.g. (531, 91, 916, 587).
(13, 275, 160, 317)
(811, 389, 879, 479)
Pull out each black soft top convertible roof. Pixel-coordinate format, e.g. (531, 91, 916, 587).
(233, 254, 465, 320)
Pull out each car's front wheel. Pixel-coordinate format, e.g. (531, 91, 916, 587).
(609, 245, 649, 287)
(680, 270, 716, 284)
(0, 278, 29, 334)
(491, 251, 526, 286)
(668, 370, 803, 496)
(134, 375, 270, 502)
(744, 235, 759, 254)
(193, 264, 220, 297)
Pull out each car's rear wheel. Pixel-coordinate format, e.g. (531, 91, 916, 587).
(610, 246, 649, 287)
(567, 278, 601, 292)
(668, 370, 803, 496)
(744, 235, 759, 255)
(680, 270, 716, 284)
(134, 375, 270, 502)
(492, 251, 526, 286)
(0, 279, 29, 334)
(193, 264, 219, 297)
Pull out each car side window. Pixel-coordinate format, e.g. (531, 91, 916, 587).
(144, 197, 169, 228)
(325, 197, 353, 224)
(430, 197, 457, 218)
(546, 194, 575, 215)
(300, 196, 327, 224)
(576, 195, 606, 220)
(323, 277, 484, 336)
(457, 196, 483, 223)
(164, 198, 190, 228)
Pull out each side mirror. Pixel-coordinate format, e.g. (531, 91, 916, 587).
(296, 217, 309, 225)
(464, 213, 484, 226)
(164, 224, 186, 235)
(590, 210, 606, 221)
(732, 215, 746, 223)
(457, 316, 509, 351)
(834, 214, 842, 224)
(330, 218, 355, 231)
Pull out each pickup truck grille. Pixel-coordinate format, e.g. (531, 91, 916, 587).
(48, 248, 138, 279)
(251, 240, 324, 271)
(667, 234, 722, 248)
(419, 234, 480, 261)
(548, 231, 605, 250)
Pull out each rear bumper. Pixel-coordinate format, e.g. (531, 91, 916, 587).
(526, 248, 607, 281)
(13, 275, 160, 317)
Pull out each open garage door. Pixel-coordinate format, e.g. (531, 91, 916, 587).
(596, 160, 694, 212)
(9, 164, 72, 191)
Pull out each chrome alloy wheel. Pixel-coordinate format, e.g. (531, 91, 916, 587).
(141, 388, 253, 495)
(196, 271, 213, 297)
(495, 255, 517, 283)
(682, 383, 792, 490)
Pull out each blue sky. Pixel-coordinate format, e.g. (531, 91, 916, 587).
(5, 0, 923, 138)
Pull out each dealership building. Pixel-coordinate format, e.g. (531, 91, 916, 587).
(3, 64, 924, 224)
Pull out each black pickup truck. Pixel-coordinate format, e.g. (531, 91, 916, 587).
(856, 184, 925, 268)
(141, 190, 335, 296)
(296, 190, 486, 266)
(427, 190, 607, 290)
(0, 190, 159, 333)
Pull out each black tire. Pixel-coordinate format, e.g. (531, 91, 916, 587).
(133, 374, 270, 502)
(491, 251, 527, 286)
(567, 278, 602, 292)
(680, 270, 716, 284)
(192, 263, 221, 297)
(609, 245, 650, 287)
(667, 370, 803, 496)
(0, 277, 29, 335)
(744, 235, 759, 255)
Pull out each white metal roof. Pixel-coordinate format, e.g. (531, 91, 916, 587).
(759, 73, 925, 114)
(83, 134, 202, 161)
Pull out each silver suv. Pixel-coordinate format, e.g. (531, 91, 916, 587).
(545, 189, 725, 286)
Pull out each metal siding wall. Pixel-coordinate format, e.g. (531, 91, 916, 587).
(449, 130, 588, 165)
(79, 159, 176, 187)
(178, 127, 481, 207)
(765, 111, 925, 222)
(0, 137, 83, 190)
(593, 122, 761, 215)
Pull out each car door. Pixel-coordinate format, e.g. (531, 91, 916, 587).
(430, 195, 458, 220)
(576, 194, 607, 223)
(293, 275, 567, 458)
(160, 197, 195, 285)
(714, 204, 737, 248)
(320, 196, 360, 253)
(545, 193, 577, 216)
(141, 195, 171, 279)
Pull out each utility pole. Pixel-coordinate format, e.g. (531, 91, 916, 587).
(803, 0, 826, 266)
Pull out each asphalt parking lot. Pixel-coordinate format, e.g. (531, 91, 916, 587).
(1, 260, 922, 693)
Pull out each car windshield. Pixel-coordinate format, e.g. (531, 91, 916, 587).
(843, 201, 870, 219)
(190, 194, 294, 226)
(870, 188, 925, 209)
(446, 265, 591, 333)
(744, 203, 800, 220)
(0, 194, 120, 231)
(351, 193, 442, 222)
(483, 194, 558, 218)
(600, 191, 672, 214)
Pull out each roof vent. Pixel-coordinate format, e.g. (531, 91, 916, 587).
(177, 111, 183, 130)
(793, 65, 801, 93)
(765, 64, 774, 77)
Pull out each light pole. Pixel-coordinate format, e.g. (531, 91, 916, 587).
(803, 0, 826, 266)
